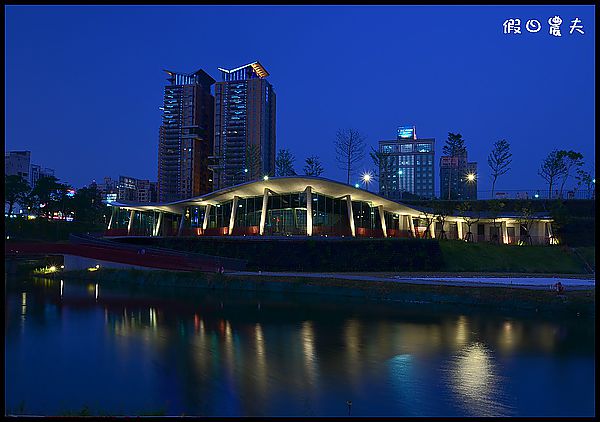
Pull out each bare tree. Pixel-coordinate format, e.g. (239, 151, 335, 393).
(335, 128, 366, 185)
(538, 150, 567, 199)
(487, 139, 512, 198)
(304, 155, 324, 177)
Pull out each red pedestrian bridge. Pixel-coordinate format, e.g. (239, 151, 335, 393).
(5, 234, 246, 272)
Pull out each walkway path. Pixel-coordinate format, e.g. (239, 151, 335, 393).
(228, 271, 596, 291)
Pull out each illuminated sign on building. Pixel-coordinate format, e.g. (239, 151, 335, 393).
(397, 125, 416, 140)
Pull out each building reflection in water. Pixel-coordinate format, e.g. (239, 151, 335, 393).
(344, 319, 361, 388)
(447, 342, 512, 416)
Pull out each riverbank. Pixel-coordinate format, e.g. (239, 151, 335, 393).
(45, 268, 594, 316)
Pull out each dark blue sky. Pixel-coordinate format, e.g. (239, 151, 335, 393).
(5, 5, 595, 195)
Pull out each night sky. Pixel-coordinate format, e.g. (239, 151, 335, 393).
(5, 5, 595, 196)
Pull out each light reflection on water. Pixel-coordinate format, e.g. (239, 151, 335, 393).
(445, 342, 513, 416)
(4, 276, 595, 417)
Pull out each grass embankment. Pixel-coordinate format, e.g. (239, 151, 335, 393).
(439, 241, 594, 274)
(52, 268, 594, 315)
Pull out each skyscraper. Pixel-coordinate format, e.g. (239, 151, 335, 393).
(211, 61, 276, 190)
(378, 126, 435, 200)
(157, 68, 215, 202)
(439, 152, 478, 200)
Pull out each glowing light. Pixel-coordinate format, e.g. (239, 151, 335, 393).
(6, 235, 9, 240)
(87, 267, 98, 272)
(95, 283, 99, 300)
(263, 175, 269, 181)
(362, 172, 372, 183)
(354, 183, 360, 188)
(60, 265, 64, 269)
(244, 168, 248, 173)
(466, 173, 476, 182)
(48, 266, 57, 273)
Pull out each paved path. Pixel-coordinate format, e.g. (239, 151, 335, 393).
(229, 272, 596, 291)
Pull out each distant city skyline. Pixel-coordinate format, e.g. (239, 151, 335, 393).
(5, 5, 595, 195)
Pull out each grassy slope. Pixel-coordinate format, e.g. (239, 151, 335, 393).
(439, 241, 592, 273)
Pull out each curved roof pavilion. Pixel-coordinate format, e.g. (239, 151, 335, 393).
(105, 176, 555, 244)
(107, 176, 423, 217)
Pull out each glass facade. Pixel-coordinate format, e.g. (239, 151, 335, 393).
(311, 192, 350, 236)
(378, 136, 435, 200)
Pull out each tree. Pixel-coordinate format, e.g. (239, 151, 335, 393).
(575, 168, 594, 198)
(558, 150, 584, 197)
(5, 175, 31, 216)
(275, 149, 297, 176)
(419, 202, 437, 239)
(304, 155, 324, 177)
(487, 139, 512, 197)
(433, 201, 454, 240)
(72, 184, 105, 225)
(538, 150, 567, 199)
(29, 176, 71, 217)
(369, 146, 394, 197)
(516, 202, 535, 245)
(442, 132, 467, 200)
(456, 201, 481, 242)
(487, 200, 505, 244)
(442, 132, 467, 157)
(335, 128, 366, 185)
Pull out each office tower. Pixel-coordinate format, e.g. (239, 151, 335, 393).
(30, 164, 55, 188)
(378, 126, 435, 200)
(5, 151, 31, 182)
(211, 61, 276, 190)
(117, 175, 157, 203)
(440, 152, 478, 200)
(157, 68, 215, 202)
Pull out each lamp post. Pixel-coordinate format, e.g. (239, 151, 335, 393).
(465, 172, 476, 199)
(361, 171, 373, 192)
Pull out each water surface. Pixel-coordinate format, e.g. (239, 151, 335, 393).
(5, 275, 595, 416)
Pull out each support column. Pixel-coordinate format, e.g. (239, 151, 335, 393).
(407, 215, 415, 237)
(259, 188, 269, 235)
(127, 210, 135, 235)
(501, 220, 508, 244)
(305, 186, 313, 236)
(153, 212, 163, 237)
(202, 204, 211, 230)
(107, 206, 117, 230)
(456, 220, 463, 240)
(228, 196, 239, 235)
(177, 212, 186, 236)
(378, 205, 387, 238)
(346, 195, 356, 237)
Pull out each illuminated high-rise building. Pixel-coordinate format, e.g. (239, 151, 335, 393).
(211, 61, 276, 190)
(157, 68, 215, 202)
(378, 126, 435, 200)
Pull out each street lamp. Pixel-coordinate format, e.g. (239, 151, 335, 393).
(466, 173, 476, 182)
(361, 171, 373, 191)
(263, 175, 269, 181)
